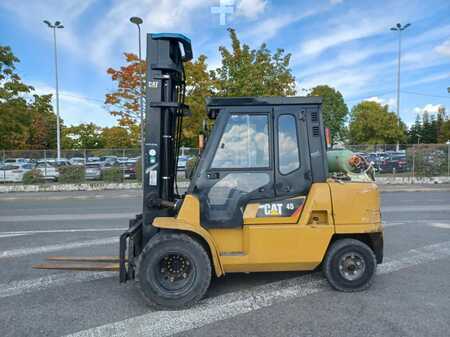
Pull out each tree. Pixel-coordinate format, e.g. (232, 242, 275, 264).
(101, 126, 138, 148)
(27, 94, 58, 149)
(0, 45, 59, 150)
(63, 123, 104, 149)
(349, 101, 407, 144)
(183, 55, 215, 147)
(211, 28, 296, 97)
(408, 114, 423, 144)
(0, 46, 33, 150)
(307, 85, 348, 143)
(105, 53, 145, 128)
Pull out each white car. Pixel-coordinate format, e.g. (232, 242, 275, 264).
(35, 162, 59, 181)
(0, 163, 33, 182)
(69, 157, 85, 166)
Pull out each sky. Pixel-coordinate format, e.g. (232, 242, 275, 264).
(1, 0, 449, 127)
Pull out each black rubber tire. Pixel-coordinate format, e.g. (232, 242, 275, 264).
(135, 232, 211, 309)
(323, 238, 377, 292)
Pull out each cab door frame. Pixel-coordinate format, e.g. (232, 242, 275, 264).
(192, 106, 275, 229)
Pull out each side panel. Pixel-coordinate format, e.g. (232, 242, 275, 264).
(214, 183, 335, 272)
(328, 182, 382, 228)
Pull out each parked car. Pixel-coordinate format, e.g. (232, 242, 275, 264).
(87, 156, 101, 162)
(117, 157, 129, 164)
(69, 157, 85, 166)
(4, 158, 28, 164)
(379, 153, 408, 173)
(0, 163, 33, 182)
(100, 156, 118, 164)
(177, 155, 191, 170)
(122, 161, 137, 179)
(84, 163, 102, 180)
(35, 162, 59, 181)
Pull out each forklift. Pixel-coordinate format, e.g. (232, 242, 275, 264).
(34, 33, 383, 309)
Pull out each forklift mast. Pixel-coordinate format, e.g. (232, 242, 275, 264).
(142, 33, 193, 232)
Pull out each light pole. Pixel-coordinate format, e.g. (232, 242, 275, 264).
(391, 22, 411, 152)
(43, 20, 64, 161)
(130, 16, 145, 183)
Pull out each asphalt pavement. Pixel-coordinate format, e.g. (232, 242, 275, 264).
(0, 188, 449, 337)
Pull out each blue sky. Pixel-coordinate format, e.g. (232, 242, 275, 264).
(1, 0, 449, 127)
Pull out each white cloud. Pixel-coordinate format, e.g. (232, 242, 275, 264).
(413, 103, 444, 115)
(31, 82, 116, 127)
(297, 15, 392, 58)
(405, 73, 450, 88)
(0, 0, 95, 56)
(435, 39, 450, 57)
(364, 96, 396, 109)
(236, 0, 267, 19)
(241, 9, 320, 45)
(297, 67, 375, 99)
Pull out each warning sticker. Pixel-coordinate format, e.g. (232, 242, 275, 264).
(149, 170, 157, 186)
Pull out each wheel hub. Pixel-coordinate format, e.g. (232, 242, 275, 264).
(338, 252, 366, 281)
(157, 254, 193, 288)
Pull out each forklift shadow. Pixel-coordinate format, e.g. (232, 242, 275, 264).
(206, 270, 314, 299)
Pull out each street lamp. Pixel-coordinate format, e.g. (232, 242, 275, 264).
(43, 20, 64, 161)
(129, 16, 145, 183)
(391, 22, 411, 152)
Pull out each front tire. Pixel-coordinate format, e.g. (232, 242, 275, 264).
(136, 232, 211, 309)
(323, 239, 376, 292)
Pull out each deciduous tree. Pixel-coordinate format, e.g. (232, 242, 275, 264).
(349, 101, 406, 144)
(211, 28, 296, 97)
(105, 53, 145, 128)
(308, 85, 348, 143)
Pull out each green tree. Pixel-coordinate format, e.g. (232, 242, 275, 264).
(349, 101, 407, 144)
(63, 123, 104, 149)
(183, 55, 215, 147)
(27, 94, 58, 149)
(0, 45, 59, 150)
(0, 46, 33, 150)
(101, 126, 137, 148)
(307, 85, 348, 143)
(211, 28, 296, 97)
(408, 114, 423, 144)
(439, 120, 450, 143)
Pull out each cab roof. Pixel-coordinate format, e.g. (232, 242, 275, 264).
(206, 96, 322, 107)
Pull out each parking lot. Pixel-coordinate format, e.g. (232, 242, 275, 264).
(1, 188, 449, 337)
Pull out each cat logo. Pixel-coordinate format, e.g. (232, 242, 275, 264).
(263, 203, 283, 216)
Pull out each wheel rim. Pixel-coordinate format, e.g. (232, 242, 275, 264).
(338, 252, 366, 281)
(155, 253, 195, 292)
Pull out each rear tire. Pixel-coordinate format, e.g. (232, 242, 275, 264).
(323, 239, 376, 292)
(136, 232, 211, 309)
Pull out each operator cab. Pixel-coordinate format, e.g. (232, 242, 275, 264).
(188, 96, 328, 229)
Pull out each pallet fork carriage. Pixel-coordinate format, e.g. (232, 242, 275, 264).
(33, 33, 383, 309)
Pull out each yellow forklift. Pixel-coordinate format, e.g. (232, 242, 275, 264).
(34, 33, 383, 309)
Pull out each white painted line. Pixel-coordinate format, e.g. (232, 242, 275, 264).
(0, 228, 126, 236)
(430, 223, 450, 229)
(0, 233, 27, 238)
(0, 213, 135, 222)
(0, 237, 118, 259)
(0, 272, 115, 299)
(65, 240, 450, 337)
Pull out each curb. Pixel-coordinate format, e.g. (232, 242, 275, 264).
(0, 181, 448, 194)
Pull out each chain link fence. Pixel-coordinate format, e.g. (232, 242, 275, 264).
(0, 145, 449, 184)
(343, 144, 450, 180)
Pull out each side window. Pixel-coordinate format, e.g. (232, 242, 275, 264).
(278, 114, 300, 175)
(211, 114, 269, 169)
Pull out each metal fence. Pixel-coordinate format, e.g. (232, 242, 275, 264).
(343, 144, 450, 179)
(0, 145, 449, 183)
